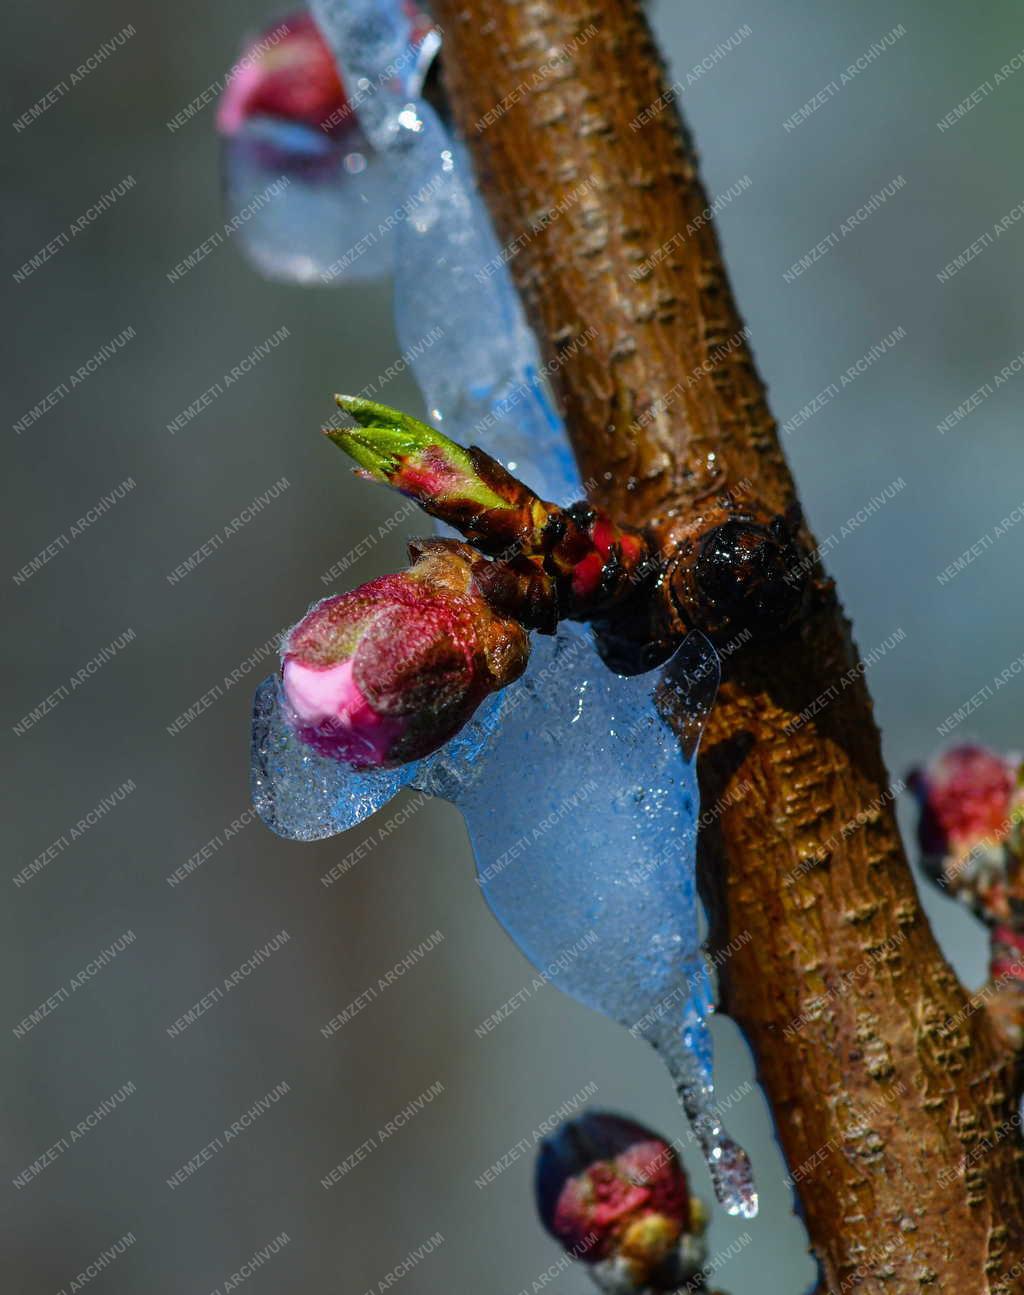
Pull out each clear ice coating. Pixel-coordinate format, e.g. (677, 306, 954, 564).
(249, 0, 758, 1217)
(251, 671, 418, 839)
(420, 629, 755, 1220)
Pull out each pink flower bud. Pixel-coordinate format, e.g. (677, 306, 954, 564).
(536, 1112, 706, 1290)
(281, 544, 529, 768)
(991, 924, 1024, 984)
(911, 744, 1016, 857)
(217, 13, 349, 138)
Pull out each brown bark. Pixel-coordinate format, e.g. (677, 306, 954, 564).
(430, 1, 1024, 1290)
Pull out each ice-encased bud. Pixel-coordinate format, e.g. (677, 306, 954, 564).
(282, 542, 529, 768)
(217, 9, 438, 284)
(535, 1111, 708, 1292)
(217, 12, 349, 138)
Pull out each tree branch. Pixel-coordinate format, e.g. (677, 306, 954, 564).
(430, 0, 1024, 1289)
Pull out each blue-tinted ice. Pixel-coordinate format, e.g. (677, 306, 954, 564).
(248, 0, 758, 1217)
(222, 114, 397, 284)
(251, 625, 755, 1216)
(424, 628, 756, 1218)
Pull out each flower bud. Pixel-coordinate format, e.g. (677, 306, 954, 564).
(217, 13, 349, 138)
(535, 1112, 707, 1291)
(282, 541, 528, 768)
(216, 11, 437, 286)
(991, 924, 1024, 984)
(910, 744, 1024, 935)
(911, 744, 1017, 858)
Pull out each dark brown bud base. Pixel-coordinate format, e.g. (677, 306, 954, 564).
(666, 503, 808, 640)
(590, 499, 812, 675)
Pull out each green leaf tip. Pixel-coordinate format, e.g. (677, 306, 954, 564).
(327, 395, 511, 513)
(326, 395, 448, 482)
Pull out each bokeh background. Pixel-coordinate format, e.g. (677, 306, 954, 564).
(4, 0, 1023, 1290)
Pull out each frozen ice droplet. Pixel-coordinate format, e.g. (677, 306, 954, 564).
(251, 675, 415, 840)
(221, 115, 398, 284)
(646, 1020, 759, 1218)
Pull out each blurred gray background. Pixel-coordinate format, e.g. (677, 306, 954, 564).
(4, 0, 1022, 1291)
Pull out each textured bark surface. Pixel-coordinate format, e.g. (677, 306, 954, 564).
(430, 1, 1024, 1290)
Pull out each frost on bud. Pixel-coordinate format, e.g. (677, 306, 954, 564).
(535, 1112, 708, 1292)
(281, 540, 528, 768)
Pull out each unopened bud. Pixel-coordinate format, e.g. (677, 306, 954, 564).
(282, 541, 528, 767)
(535, 1111, 708, 1291)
